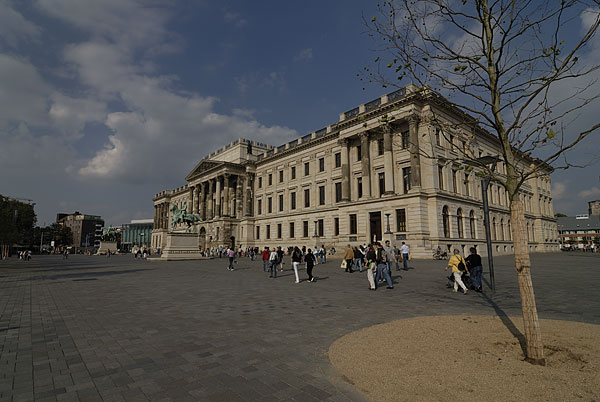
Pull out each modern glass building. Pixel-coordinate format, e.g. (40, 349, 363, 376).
(121, 219, 153, 252)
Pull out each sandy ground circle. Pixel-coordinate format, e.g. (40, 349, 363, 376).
(329, 315, 599, 402)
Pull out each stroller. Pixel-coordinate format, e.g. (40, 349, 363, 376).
(446, 271, 473, 289)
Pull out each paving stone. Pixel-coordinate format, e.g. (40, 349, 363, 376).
(0, 253, 598, 401)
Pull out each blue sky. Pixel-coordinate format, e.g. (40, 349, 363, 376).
(1, 0, 598, 226)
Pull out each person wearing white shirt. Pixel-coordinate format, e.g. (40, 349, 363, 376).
(400, 242, 410, 270)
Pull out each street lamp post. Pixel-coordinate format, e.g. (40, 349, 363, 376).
(465, 155, 499, 291)
(384, 213, 393, 237)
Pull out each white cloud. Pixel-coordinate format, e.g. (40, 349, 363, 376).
(0, 54, 51, 127)
(0, 1, 41, 47)
(294, 48, 313, 62)
(551, 181, 568, 200)
(578, 187, 600, 199)
(49, 93, 107, 139)
(224, 11, 247, 28)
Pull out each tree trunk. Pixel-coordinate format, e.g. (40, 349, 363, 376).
(510, 199, 546, 365)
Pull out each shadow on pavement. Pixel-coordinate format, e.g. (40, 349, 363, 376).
(22, 269, 151, 282)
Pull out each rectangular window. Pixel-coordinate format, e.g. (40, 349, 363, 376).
(396, 208, 406, 232)
(266, 224, 270, 239)
(277, 223, 282, 239)
(334, 217, 340, 236)
(257, 199, 262, 215)
(319, 185, 325, 205)
(464, 174, 470, 197)
(290, 222, 295, 238)
(449, 135, 455, 150)
(452, 170, 458, 193)
(256, 226, 260, 239)
(279, 194, 284, 212)
(349, 214, 357, 234)
(438, 166, 444, 190)
(290, 192, 296, 210)
(304, 162, 310, 176)
(279, 170, 284, 182)
(319, 157, 325, 172)
(401, 131, 409, 149)
(357, 145, 362, 161)
(258, 176, 262, 188)
(377, 138, 384, 156)
(335, 152, 341, 168)
(357, 177, 363, 199)
(403, 167, 411, 194)
(303, 221, 309, 237)
(304, 189, 310, 208)
(318, 219, 324, 237)
(435, 128, 441, 146)
(267, 197, 272, 213)
(291, 166, 296, 180)
(378, 172, 385, 196)
(335, 182, 342, 202)
(268, 173, 272, 186)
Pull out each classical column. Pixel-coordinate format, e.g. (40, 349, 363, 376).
(192, 186, 199, 214)
(160, 204, 165, 229)
(236, 176, 244, 218)
(199, 183, 206, 220)
(215, 176, 222, 218)
(223, 174, 230, 216)
(408, 114, 422, 187)
(153, 205, 157, 228)
(187, 188, 193, 213)
(207, 180, 214, 219)
(383, 124, 395, 194)
(245, 173, 253, 216)
(339, 138, 350, 201)
(360, 132, 371, 198)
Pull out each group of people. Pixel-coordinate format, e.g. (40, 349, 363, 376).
(342, 241, 410, 290)
(18, 250, 32, 260)
(259, 245, 323, 282)
(445, 247, 484, 294)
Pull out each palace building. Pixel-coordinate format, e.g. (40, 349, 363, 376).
(152, 85, 559, 257)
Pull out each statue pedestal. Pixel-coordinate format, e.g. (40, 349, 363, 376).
(97, 242, 118, 255)
(149, 232, 209, 261)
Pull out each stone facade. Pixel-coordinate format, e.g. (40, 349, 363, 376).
(152, 85, 559, 257)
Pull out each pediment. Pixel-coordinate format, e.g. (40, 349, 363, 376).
(185, 160, 224, 181)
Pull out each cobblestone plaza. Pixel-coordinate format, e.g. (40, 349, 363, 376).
(1, 253, 598, 401)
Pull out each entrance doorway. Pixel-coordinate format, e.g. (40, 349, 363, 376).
(369, 212, 382, 243)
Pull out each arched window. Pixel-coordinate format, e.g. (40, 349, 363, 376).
(442, 206, 450, 238)
(469, 210, 476, 239)
(456, 208, 464, 238)
(492, 217, 497, 240)
(500, 219, 505, 241)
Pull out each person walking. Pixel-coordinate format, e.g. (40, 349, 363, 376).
(305, 248, 317, 282)
(375, 242, 393, 289)
(466, 247, 483, 292)
(277, 246, 284, 272)
(343, 245, 354, 273)
(321, 245, 327, 263)
(400, 242, 410, 270)
(292, 246, 303, 283)
(365, 244, 377, 290)
(446, 249, 469, 294)
(261, 247, 270, 272)
(227, 247, 236, 270)
(353, 246, 364, 272)
(383, 240, 395, 275)
(269, 248, 279, 278)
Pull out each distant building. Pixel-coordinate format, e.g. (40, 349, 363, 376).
(557, 214, 600, 250)
(56, 212, 104, 249)
(121, 219, 153, 252)
(589, 200, 600, 216)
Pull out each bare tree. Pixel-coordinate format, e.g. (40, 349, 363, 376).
(364, 0, 600, 365)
